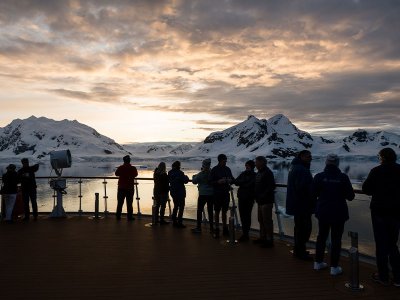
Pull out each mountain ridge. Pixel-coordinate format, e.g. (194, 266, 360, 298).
(0, 115, 399, 160)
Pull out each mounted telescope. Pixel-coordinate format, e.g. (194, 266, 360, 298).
(49, 149, 72, 218)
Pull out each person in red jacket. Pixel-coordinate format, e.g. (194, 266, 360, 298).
(115, 155, 138, 221)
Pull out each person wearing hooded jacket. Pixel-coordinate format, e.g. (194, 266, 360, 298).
(286, 150, 315, 260)
(234, 160, 256, 242)
(312, 154, 355, 276)
(153, 162, 170, 225)
(362, 147, 400, 287)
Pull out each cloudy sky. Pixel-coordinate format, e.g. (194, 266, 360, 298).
(0, 0, 399, 143)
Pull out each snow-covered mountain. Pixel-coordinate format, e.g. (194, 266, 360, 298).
(123, 143, 196, 158)
(184, 115, 400, 159)
(0, 116, 130, 160)
(0, 115, 399, 161)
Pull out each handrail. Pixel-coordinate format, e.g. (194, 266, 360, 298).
(34, 177, 366, 194)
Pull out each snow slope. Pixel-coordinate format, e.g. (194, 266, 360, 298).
(0, 116, 129, 160)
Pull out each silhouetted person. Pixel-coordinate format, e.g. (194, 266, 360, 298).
(254, 156, 276, 248)
(286, 150, 314, 260)
(153, 162, 170, 225)
(313, 154, 354, 276)
(115, 155, 138, 221)
(18, 158, 39, 221)
(362, 148, 400, 287)
(168, 161, 189, 228)
(2, 164, 19, 223)
(191, 158, 214, 234)
(209, 154, 234, 238)
(234, 160, 256, 242)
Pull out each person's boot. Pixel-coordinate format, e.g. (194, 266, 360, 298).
(213, 228, 220, 239)
(159, 219, 170, 225)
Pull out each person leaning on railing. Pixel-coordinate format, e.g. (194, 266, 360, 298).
(362, 147, 400, 287)
(191, 158, 214, 234)
(168, 161, 189, 228)
(234, 160, 256, 242)
(153, 162, 170, 225)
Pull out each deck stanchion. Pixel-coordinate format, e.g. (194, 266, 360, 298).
(273, 199, 284, 239)
(135, 179, 142, 219)
(229, 185, 241, 229)
(167, 198, 172, 218)
(226, 204, 237, 245)
(145, 197, 158, 227)
(345, 231, 364, 291)
(103, 178, 109, 217)
(52, 189, 56, 208)
(94, 193, 100, 219)
(78, 178, 83, 216)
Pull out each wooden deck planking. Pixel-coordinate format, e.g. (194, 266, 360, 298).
(0, 216, 399, 300)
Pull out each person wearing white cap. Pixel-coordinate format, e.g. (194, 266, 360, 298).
(312, 154, 355, 276)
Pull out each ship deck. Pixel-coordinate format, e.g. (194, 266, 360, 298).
(0, 215, 398, 300)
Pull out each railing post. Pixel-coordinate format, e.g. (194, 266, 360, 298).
(273, 198, 284, 239)
(135, 179, 142, 218)
(227, 204, 237, 245)
(167, 198, 172, 218)
(78, 178, 83, 216)
(52, 188, 57, 208)
(103, 178, 109, 217)
(94, 193, 100, 219)
(345, 231, 364, 291)
(229, 185, 241, 229)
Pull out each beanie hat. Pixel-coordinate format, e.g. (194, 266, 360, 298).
(217, 154, 227, 162)
(325, 154, 339, 166)
(123, 155, 131, 163)
(202, 158, 211, 169)
(6, 164, 16, 171)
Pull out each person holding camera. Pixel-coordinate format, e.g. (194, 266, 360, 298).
(18, 158, 39, 221)
(209, 154, 234, 238)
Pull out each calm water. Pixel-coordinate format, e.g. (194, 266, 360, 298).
(1, 157, 383, 257)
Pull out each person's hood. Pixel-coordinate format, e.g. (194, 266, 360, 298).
(291, 156, 310, 169)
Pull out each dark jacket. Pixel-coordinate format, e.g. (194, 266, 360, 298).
(285, 157, 314, 216)
(209, 164, 234, 194)
(362, 162, 400, 218)
(234, 170, 256, 201)
(153, 171, 169, 196)
(312, 165, 355, 223)
(115, 163, 138, 190)
(168, 168, 189, 199)
(2, 171, 19, 194)
(18, 164, 39, 191)
(254, 166, 276, 205)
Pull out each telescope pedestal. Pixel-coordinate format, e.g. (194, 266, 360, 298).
(49, 179, 67, 218)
